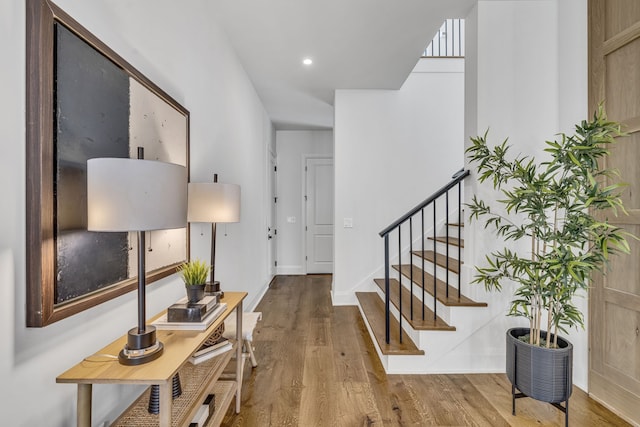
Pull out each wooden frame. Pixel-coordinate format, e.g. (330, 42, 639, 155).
(26, 0, 190, 327)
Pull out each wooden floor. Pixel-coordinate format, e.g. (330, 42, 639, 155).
(222, 275, 629, 426)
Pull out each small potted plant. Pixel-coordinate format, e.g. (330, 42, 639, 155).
(466, 107, 632, 416)
(178, 259, 210, 304)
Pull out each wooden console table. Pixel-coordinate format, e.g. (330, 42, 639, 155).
(57, 292, 247, 427)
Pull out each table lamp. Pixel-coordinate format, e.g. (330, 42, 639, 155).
(188, 174, 240, 295)
(87, 147, 187, 365)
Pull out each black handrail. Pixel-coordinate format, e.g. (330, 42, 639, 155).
(379, 169, 469, 237)
(379, 168, 469, 345)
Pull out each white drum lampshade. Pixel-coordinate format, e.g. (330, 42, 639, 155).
(188, 182, 241, 224)
(87, 158, 187, 231)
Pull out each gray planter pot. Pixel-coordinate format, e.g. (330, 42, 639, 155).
(185, 284, 206, 304)
(506, 327, 573, 403)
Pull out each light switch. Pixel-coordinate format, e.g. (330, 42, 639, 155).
(287, 216, 296, 223)
(343, 218, 353, 228)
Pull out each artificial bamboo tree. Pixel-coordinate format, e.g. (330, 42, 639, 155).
(467, 107, 632, 348)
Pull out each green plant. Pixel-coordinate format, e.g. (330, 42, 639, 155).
(466, 107, 632, 348)
(178, 259, 210, 286)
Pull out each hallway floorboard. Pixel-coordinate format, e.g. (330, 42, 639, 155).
(223, 275, 628, 426)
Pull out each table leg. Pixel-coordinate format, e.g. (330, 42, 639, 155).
(159, 382, 172, 427)
(235, 300, 243, 413)
(77, 384, 92, 427)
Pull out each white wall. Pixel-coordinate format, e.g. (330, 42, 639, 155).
(275, 131, 334, 274)
(333, 58, 465, 304)
(0, 1, 273, 425)
(464, 0, 589, 390)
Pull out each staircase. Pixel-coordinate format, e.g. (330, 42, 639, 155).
(356, 169, 491, 374)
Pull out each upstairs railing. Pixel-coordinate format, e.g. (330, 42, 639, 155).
(423, 19, 465, 58)
(379, 168, 469, 344)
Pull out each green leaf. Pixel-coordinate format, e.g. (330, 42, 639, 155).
(466, 105, 635, 334)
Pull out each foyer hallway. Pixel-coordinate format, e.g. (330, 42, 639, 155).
(223, 275, 628, 426)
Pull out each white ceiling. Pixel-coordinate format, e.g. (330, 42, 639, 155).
(212, 0, 475, 130)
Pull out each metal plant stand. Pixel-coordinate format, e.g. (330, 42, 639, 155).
(507, 328, 572, 427)
(512, 383, 569, 427)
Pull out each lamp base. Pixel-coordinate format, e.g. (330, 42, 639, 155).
(205, 281, 224, 298)
(205, 281, 221, 294)
(118, 325, 164, 366)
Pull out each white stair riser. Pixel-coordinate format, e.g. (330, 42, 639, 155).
(425, 240, 464, 259)
(412, 252, 464, 269)
(405, 259, 462, 285)
(446, 225, 464, 237)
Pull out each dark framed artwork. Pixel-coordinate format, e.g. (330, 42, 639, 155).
(26, 0, 190, 326)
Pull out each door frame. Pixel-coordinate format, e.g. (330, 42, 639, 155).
(301, 154, 334, 274)
(268, 151, 277, 276)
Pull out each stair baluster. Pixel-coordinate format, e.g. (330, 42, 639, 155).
(433, 200, 437, 322)
(445, 191, 450, 299)
(409, 217, 414, 321)
(398, 224, 403, 343)
(421, 209, 425, 321)
(458, 181, 462, 299)
(384, 234, 390, 344)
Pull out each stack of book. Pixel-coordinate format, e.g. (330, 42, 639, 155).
(188, 393, 215, 426)
(152, 300, 227, 331)
(189, 338, 233, 365)
(167, 295, 218, 322)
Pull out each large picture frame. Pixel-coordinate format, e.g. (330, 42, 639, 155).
(26, 0, 190, 327)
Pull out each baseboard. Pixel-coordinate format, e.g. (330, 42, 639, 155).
(276, 265, 304, 275)
(245, 277, 272, 312)
(331, 290, 358, 306)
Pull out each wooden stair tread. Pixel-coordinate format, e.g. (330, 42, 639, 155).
(356, 292, 424, 356)
(392, 264, 487, 307)
(428, 236, 464, 248)
(412, 250, 461, 274)
(447, 222, 464, 227)
(373, 279, 455, 331)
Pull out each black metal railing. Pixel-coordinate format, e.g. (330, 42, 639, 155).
(379, 168, 469, 344)
(423, 19, 465, 58)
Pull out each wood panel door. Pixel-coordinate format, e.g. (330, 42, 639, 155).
(589, 1, 640, 425)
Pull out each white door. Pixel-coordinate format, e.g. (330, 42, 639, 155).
(305, 158, 333, 273)
(268, 154, 277, 275)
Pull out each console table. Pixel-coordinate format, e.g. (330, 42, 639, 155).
(57, 291, 247, 427)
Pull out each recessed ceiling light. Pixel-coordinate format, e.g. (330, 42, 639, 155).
(302, 58, 313, 66)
